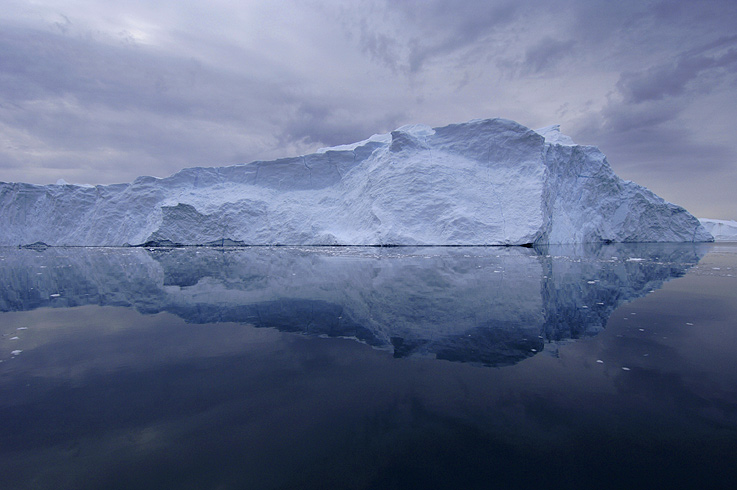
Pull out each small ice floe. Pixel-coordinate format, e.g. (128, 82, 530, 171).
(587, 280, 596, 284)
(596, 302, 605, 305)
(621, 367, 631, 371)
(582, 305, 589, 308)
(627, 258, 645, 262)
(50, 293, 61, 298)
(685, 322, 694, 326)
(11, 350, 22, 356)
(638, 328, 645, 332)
(531, 348, 537, 352)
(10, 336, 19, 340)
(712, 267, 721, 270)
(17, 327, 27, 330)
(596, 359, 604, 364)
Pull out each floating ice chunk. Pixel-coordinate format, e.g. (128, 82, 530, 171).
(596, 359, 604, 364)
(50, 293, 61, 298)
(622, 367, 631, 371)
(11, 350, 22, 355)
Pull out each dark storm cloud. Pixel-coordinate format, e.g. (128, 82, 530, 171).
(617, 39, 737, 103)
(521, 37, 576, 74)
(278, 101, 404, 148)
(346, 0, 524, 73)
(576, 33, 737, 176)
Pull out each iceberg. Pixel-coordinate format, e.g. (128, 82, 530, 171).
(698, 218, 737, 242)
(0, 118, 711, 246)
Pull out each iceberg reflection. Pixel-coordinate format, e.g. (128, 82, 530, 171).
(0, 243, 706, 366)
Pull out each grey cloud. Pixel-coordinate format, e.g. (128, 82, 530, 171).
(601, 99, 683, 134)
(279, 101, 404, 149)
(401, 0, 521, 72)
(356, 18, 404, 73)
(522, 37, 576, 74)
(0, 23, 343, 182)
(345, 0, 524, 73)
(575, 93, 732, 172)
(617, 47, 737, 103)
(0, 26, 283, 123)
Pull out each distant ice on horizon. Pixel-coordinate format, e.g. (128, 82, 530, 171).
(698, 219, 737, 242)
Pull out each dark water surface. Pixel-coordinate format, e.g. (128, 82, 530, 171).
(1, 244, 735, 489)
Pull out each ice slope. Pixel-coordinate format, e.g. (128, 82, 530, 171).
(0, 118, 711, 246)
(698, 218, 737, 241)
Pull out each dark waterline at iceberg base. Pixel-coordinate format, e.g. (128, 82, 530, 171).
(1, 244, 736, 489)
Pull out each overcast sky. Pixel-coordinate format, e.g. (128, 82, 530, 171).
(1, 0, 735, 219)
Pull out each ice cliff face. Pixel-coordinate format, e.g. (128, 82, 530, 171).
(0, 118, 712, 246)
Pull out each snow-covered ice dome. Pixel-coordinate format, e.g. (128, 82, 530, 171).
(0, 117, 712, 246)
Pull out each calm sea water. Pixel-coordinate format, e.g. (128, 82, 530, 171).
(1, 244, 735, 490)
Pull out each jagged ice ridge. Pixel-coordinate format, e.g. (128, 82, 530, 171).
(0, 118, 712, 246)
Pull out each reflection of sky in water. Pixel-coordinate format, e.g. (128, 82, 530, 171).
(0, 244, 735, 489)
